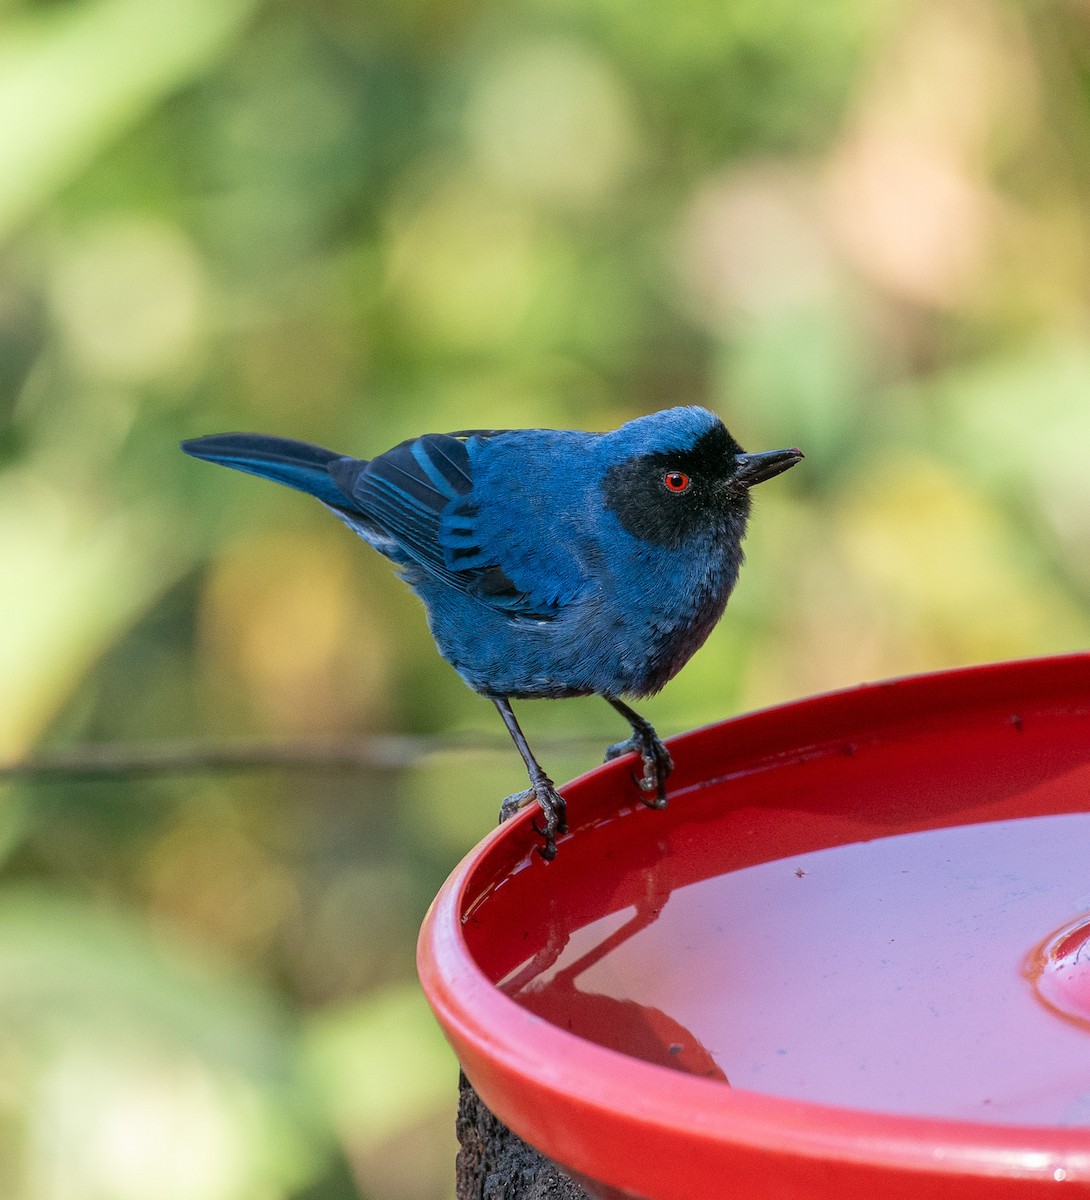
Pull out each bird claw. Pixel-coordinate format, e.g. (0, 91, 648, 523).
(604, 730, 674, 809)
(499, 779, 568, 860)
(499, 790, 533, 824)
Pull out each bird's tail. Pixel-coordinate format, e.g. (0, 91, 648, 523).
(180, 433, 357, 508)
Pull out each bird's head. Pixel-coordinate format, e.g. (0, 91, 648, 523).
(601, 406, 803, 550)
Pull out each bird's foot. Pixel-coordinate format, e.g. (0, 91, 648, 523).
(604, 727, 674, 809)
(499, 778, 568, 860)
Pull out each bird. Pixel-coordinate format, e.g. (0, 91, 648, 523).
(181, 407, 802, 859)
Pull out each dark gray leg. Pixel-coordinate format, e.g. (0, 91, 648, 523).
(493, 697, 568, 860)
(456, 729, 594, 1197)
(603, 696, 673, 808)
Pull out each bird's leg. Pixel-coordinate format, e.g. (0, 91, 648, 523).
(603, 697, 673, 809)
(492, 697, 568, 860)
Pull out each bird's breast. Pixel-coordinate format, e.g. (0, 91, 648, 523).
(574, 536, 742, 696)
(412, 527, 744, 701)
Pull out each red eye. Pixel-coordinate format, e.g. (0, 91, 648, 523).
(663, 471, 691, 493)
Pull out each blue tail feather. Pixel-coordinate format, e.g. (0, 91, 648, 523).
(180, 433, 357, 509)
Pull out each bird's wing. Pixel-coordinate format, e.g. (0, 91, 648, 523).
(329, 433, 565, 619)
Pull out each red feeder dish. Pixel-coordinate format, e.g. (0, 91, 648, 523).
(417, 655, 1090, 1199)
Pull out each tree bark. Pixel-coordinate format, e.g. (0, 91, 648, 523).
(455, 1071, 592, 1200)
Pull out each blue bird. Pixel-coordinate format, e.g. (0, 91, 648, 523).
(181, 407, 801, 858)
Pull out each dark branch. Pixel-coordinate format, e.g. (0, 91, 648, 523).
(0, 734, 609, 782)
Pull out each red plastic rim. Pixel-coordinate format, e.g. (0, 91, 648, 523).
(418, 656, 1090, 1199)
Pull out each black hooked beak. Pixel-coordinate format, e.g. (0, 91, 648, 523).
(733, 447, 804, 488)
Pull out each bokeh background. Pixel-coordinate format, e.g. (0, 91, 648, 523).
(3, 0, 1090, 1196)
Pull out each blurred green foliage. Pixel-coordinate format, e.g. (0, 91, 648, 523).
(3, 0, 1090, 1195)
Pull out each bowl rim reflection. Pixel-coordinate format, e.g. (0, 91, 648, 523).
(417, 655, 1090, 1198)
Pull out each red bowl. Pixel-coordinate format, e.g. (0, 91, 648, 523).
(418, 656, 1090, 1199)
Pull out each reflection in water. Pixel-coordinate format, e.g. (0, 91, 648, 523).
(503, 872, 727, 1081)
(470, 705, 1090, 1124)
(502, 813, 1090, 1123)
